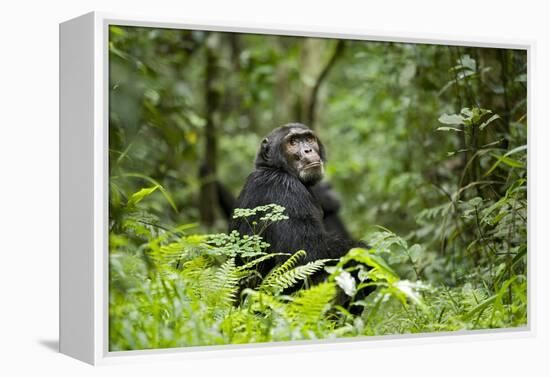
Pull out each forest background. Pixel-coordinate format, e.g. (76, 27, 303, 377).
(108, 26, 527, 351)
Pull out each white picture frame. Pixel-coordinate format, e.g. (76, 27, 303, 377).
(59, 11, 534, 365)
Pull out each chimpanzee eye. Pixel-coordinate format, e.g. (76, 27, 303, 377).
(289, 138, 297, 146)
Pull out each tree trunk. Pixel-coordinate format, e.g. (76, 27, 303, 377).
(305, 40, 345, 129)
(199, 35, 219, 227)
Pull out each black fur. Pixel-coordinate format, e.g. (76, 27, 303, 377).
(311, 181, 352, 242)
(230, 123, 360, 284)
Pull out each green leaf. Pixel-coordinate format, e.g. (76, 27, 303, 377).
(460, 108, 473, 118)
(335, 271, 357, 297)
(506, 145, 527, 156)
(485, 153, 525, 176)
(109, 26, 126, 37)
(126, 185, 159, 208)
(437, 126, 463, 132)
(495, 155, 524, 168)
(458, 54, 476, 71)
(479, 114, 500, 130)
(393, 280, 425, 307)
(461, 293, 497, 321)
(116, 173, 178, 212)
(438, 113, 464, 125)
(342, 248, 399, 283)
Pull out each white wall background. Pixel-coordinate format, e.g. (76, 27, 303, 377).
(0, 0, 547, 375)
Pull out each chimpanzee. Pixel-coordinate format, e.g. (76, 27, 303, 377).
(230, 123, 364, 287)
(310, 181, 352, 242)
(216, 176, 352, 243)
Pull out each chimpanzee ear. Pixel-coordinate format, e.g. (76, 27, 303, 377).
(259, 137, 270, 162)
(261, 138, 270, 151)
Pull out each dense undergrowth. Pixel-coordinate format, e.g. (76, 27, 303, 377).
(110, 154, 527, 350)
(108, 28, 527, 351)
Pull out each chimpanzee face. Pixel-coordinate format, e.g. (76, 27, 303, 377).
(282, 127, 324, 185)
(255, 123, 327, 186)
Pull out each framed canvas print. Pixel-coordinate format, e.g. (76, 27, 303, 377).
(59, 12, 532, 365)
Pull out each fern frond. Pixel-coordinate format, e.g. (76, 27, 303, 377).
(289, 282, 336, 324)
(261, 250, 306, 288)
(180, 256, 213, 280)
(237, 252, 290, 272)
(149, 240, 186, 267)
(261, 258, 331, 294)
(210, 258, 241, 308)
(241, 288, 286, 314)
(148, 234, 206, 269)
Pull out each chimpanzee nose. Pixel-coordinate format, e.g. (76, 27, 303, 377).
(304, 147, 312, 154)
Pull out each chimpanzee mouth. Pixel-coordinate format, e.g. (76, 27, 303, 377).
(304, 162, 322, 169)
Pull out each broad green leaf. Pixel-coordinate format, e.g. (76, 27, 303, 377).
(126, 185, 159, 208)
(479, 114, 500, 130)
(335, 271, 357, 297)
(459, 54, 476, 71)
(393, 280, 424, 306)
(115, 173, 179, 212)
(461, 108, 473, 117)
(496, 155, 524, 168)
(343, 248, 399, 283)
(438, 113, 464, 125)
(484, 145, 527, 176)
(506, 145, 527, 156)
(437, 126, 463, 132)
(488, 154, 524, 174)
